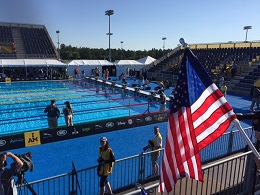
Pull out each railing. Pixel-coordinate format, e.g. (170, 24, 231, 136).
(149, 46, 181, 68)
(126, 151, 256, 195)
(17, 127, 254, 195)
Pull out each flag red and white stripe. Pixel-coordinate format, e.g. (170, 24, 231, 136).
(159, 48, 236, 193)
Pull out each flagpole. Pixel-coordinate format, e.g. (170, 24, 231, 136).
(232, 119, 260, 158)
(179, 38, 260, 158)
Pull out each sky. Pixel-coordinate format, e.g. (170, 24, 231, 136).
(0, 0, 259, 50)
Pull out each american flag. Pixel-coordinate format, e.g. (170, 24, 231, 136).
(159, 48, 236, 193)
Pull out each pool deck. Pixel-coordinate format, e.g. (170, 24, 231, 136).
(85, 76, 255, 129)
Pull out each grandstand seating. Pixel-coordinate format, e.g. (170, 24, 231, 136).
(0, 26, 13, 43)
(20, 27, 56, 58)
(147, 43, 260, 96)
(0, 22, 57, 59)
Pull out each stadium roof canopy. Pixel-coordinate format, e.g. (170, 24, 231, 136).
(0, 59, 66, 67)
(137, 56, 156, 65)
(68, 60, 113, 66)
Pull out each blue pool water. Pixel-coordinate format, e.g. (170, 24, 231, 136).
(0, 80, 159, 135)
(1, 78, 255, 185)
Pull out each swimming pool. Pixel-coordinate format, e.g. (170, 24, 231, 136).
(0, 80, 159, 135)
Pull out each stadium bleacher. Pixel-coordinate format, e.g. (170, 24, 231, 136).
(0, 26, 13, 43)
(148, 42, 260, 96)
(0, 22, 57, 59)
(20, 27, 56, 58)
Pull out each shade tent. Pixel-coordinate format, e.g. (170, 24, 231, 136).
(115, 60, 145, 76)
(67, 60, 115, 77)
(137, 56, 156, 65)
(0, 59, 66, 67)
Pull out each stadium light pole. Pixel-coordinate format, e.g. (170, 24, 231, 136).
(120, 41, 123, 50)
(105, 9, 114, 62)
(56, 30, 60, 60)
(162, 37, 166, 54)
(243, 26, 252, 42)
(120, 41, 123, 59)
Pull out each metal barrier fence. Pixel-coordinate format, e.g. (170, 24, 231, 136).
(17, 127, 254, 195)
(126, 151, 255, 195)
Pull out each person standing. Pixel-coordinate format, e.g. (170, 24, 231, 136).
(218, 75, 224, 89)
(159, 90, 166, 113)
(221, 82, 227, 97)
(44, 100, 60, 129)
(0, 152, 23, 195)
(97, 137, 115, 195)
(149, 126, 162, 176)
(105, 69, 109, 81)
(74, 68, 79, 78)
(63, 101, 74, 127)
(231, 63, 238, 77)
(81, 70, 86, 78)
(250, 86, 260, 111)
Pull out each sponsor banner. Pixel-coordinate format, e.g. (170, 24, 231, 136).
(0, 134, 25, 151)
(24, 131, 41, 147)
(0, 112, 169, 151)
(153, 113, 169, 122)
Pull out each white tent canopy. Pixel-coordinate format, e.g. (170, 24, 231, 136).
(137, 56, 156, 65)
(0, 59, 66, 67)
(115, 60, 145, 76)
(67, 60, 114, 77)
(68, 60, 113, 66)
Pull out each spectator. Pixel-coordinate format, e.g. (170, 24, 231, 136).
(91, 68, 95, 77)
(250, 86, 260, 111)
(44, 100, 60, 129)
(74, 68, 79, 78)
(12, 43, 16, 52)
(95, 67, 100, 79)
(105, 69, 109, 81)
(144, 68, 147, 80)
(218, 76, 224, 89)
(221, 82, 227, 97)
(112, 68, 115, 76)
(231, 63, 238, 77)
(133, 68, 136, 79)
(221, 64, 227, 74)
(63, 101, 74, 127)
(149, 126, 162, 176)
(81, 70, 85, 78)
(97, 137, 115, 195)
(158, 90, 166, 113)
(0, 152, 23, 194)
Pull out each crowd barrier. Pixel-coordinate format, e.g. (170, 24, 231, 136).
(15, 127, 256, 195)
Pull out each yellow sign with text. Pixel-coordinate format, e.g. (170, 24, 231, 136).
(24, 131, 41, 147)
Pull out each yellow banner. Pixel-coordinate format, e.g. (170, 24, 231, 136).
(24, 131, 41, 147)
